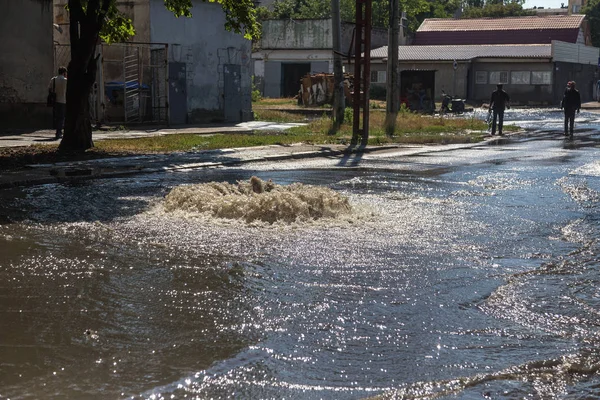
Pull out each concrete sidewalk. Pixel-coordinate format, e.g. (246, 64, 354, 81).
(0, 120, 522, 189)
(581, 101, 600, 112)
(0, 121, 300, 148)
(0, 136, 514, 189)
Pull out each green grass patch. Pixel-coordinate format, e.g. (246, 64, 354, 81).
(253, 97, 298, 107)
(94, 131, 342, 153)
(252, 109, 310, 123)
(94, 108, 500, 154)
(288, 110, 490, 141)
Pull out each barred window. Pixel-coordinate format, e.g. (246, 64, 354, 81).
(370, 70, 387, 83)
(531, 71, 552, 85)
(511, 71, 531, 85)
(475, 71, 488, 84)
(489, 71, 509, 85)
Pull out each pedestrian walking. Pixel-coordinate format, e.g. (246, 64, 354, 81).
(489, 84, 510, 136)
(48, 66, 67, 140)
(560, 81, 581, 137)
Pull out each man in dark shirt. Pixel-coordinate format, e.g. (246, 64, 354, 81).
(561, 81, 581, 137)
(489, 84, 510, 136)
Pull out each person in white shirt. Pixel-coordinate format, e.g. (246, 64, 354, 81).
(48, 66, 67, 140)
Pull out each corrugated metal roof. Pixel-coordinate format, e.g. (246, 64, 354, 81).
(370, 44, 552, 60)
(417, 15, 585, 32)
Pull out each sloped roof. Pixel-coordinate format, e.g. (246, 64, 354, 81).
(417, 15, 585, 32)
(370, 44, 552, 61)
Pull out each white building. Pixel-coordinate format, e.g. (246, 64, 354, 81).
(52, 0, 252, 125)
(253, 19, 393, 98)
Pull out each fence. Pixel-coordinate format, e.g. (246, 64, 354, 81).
(53, 42, 169, 125)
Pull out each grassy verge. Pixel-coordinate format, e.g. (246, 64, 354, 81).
(252, 109, 317, 123)
(0, 106, 516, 171)
(289, 109, 493, 142)
(94, 131, 341, 153)
(253, 98, 299, 107)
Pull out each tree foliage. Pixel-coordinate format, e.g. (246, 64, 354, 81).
(257, 0, 458, 31)
(462, 0, 533, 18)
(62, 0, 260, 152)
(583, 0, 600, 47)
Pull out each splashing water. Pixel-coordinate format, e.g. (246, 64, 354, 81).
(163, 176, 353, 224)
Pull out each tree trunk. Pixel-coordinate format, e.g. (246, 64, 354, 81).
(59, 0, 106, 153)
(59, 64, 94, 151)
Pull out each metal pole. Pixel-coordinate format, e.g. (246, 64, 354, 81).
(352, 0, 363, 145)
(452, 59, 458, 97)
(362, 0, 372, 145)
(332, 0, 345, 129)
(123, 46, 127, 124)
(386, 0, 400, 135)
(165, 44, 170, 127)
(97, 45, 104, 125)
(352, 0, 372, 145)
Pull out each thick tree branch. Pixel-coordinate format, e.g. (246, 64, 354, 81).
(68, 0, 84, 51)
(68, 0, 84, 19)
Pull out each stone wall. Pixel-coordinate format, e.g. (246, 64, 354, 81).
(0, 0, 54, 128)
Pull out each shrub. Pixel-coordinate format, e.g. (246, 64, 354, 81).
(251, 77, 262, 102)
(369, 85, 386, 100)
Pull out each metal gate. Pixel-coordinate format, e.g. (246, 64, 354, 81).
(53, 42, 169, 126)
(124, 46, 140, 123)
(224, 64, 242, 122)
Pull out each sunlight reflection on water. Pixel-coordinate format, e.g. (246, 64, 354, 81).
(1, 120, 600, 399)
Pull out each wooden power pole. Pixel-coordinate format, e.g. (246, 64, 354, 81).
(386, 0, 400, 135)
(352, 0, 372, 146)
(332, 0, 345, 130)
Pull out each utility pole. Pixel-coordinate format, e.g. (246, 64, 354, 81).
(332, 0, 345, 130)
(386, 0, 400, 136)
(352, 0, 372, 146)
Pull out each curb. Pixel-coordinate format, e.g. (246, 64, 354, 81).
(0, 145, 401, 189)
(0, 134, 515, 189)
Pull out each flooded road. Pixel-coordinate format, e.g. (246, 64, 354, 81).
(1, 109, 600, 399)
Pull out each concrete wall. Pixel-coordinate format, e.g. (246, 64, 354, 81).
(470, 61, 554, 105)
(260, 19, 333, 49)
(365, 60, 471, 101)
(253, 19, 391, 98)
(364, 59, 560, 105)
(150, 0, 252, 123)
(340, 23, 393, 52)
(253, 49, 333, 97)
(259, 19, 391, 53)
(0, 0, 53, 128)
(553, 61, 597, 103)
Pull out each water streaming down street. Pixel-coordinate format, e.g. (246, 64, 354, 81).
(1, 108, 600, 399)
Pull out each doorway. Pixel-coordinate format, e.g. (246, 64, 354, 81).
(281, 63, 311, 98)
(400, 70, 436, 112)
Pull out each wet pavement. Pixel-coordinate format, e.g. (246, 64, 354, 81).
(0, 141, 511, 189)
(1, 102, 598, 149)
(1, 103, 598, 191)
(1, 106, 600, 399)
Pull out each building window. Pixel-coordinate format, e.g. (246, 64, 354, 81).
(475, 71, 488, 84)
(531, 71, 552, 85)
(489, 71, 508, 85)
(371, 70, 387, 83)
(511, 71, 531, 85)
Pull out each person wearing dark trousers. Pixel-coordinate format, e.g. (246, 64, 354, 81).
(489, 84, 510, 136)
(48, 66, 68, 140)
(561, 81, 581, 137)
